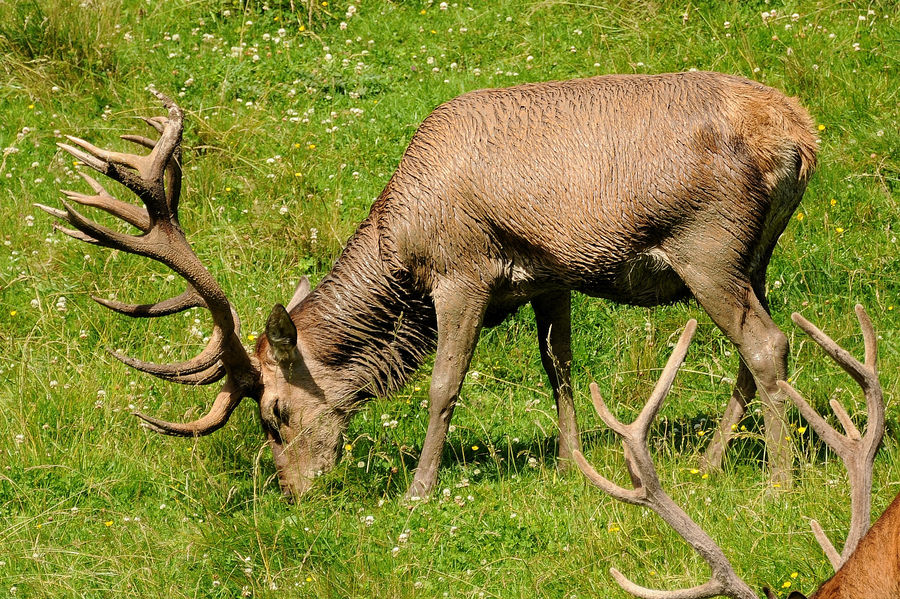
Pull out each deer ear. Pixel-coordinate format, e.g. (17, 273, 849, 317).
(265, 304, 299, 363)
(286, 276, 312, 312)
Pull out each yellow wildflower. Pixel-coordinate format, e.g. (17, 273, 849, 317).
(817, 124, 826, 131)
(345, 444, 353, 452)
(835, 227, 844, 234)
(797, 426, 807, 434)
(796, 212, 804, 221)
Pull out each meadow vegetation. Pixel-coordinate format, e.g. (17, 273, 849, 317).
(0, 0, 898, 597)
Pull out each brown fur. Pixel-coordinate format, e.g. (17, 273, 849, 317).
(803, 491, 900, 599)
(255, 71, 818, 497)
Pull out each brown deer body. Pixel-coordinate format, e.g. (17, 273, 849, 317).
(45, 71, 817, 499)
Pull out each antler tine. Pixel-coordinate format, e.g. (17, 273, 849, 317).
(776, 304, 884, 569)
(121, 134, 157, 150)
(575, 320, 757, 599)
(57, 171, 151, 231)
(634, 319, 698, 438)
(133, 380, 242, 437)
(92, 288, 205, 317)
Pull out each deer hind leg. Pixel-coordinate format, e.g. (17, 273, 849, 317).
(677, 268, 793, 488)
(701, 359, 755, 472)
(406, 283, 488, 500)
(703, 274, 774, 472)
(532, 291, 581, 468)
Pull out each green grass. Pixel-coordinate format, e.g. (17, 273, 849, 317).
(1, 0, 898, 597)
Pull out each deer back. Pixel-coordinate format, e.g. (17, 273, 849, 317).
(375, 71, 816, 304)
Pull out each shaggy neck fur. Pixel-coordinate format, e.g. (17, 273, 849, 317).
(294, 219, 437, 406)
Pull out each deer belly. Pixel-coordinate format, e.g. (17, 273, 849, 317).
(579, 250, 690, 307)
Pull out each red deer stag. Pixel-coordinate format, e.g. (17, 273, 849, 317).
(42, 71, 817, 499)
(574, 305, 897, 599)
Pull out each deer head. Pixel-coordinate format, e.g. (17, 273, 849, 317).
(40, 90, 339, 498)
(574, 305, 885, 599)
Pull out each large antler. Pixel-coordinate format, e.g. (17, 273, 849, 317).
(39, 89, 261, 435)
(574, 320, 757, 599)
(777, 304, 884, 570)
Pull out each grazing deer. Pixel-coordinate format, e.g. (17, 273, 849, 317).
(575, 305, 898, 599)
(42, 71, 817, 499)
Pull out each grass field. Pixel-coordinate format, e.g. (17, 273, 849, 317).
(1, 0, 898, 597)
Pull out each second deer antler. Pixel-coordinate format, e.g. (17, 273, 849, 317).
(574, 319, 757, 599)
(777, 304, 884, 570)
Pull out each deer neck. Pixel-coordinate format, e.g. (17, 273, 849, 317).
(293, 219, 437, 406)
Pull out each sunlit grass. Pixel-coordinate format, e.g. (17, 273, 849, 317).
(1, 0, 898, 597)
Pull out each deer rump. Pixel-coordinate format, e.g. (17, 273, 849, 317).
(374, 71, 816, 313)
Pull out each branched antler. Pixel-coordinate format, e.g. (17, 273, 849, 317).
(40, 89, 261, 435)
(574, 320, 757, 599)
(777, 304, 884, 570)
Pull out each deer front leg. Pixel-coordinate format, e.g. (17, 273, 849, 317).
(532, 291, 581, 468)
(406, 286, 487, 500)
